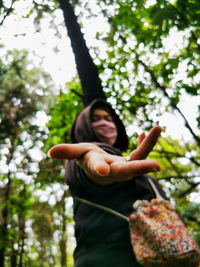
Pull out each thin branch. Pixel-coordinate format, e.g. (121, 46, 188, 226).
(152, 150, 200, 167)
(186, 216, 200, 227)
(178, 182, 200, 198)
(0, 0, 16, 26)
(134, 52, 200, 146)
(112, 25, 200, 145)
(172, 5, 200, 52)
(165, 154, 182, 177)
(157, 175, 200, 181)
(0, 55, 27, 79)
(71, 89, 84, 100)
(105, 12, 200, 145)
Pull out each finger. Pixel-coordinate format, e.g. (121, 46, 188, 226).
(111, 159, 160, 180)
(138, 132, 146, 145)
(48, 143, 98, 159)
(130, 126, 162, 160)
(91, 157, 111, 176)
(78, 151, 111, 178)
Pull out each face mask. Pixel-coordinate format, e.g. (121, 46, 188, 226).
(92, 119, 117, 145)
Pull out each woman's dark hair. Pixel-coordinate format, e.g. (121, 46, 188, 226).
(91, 101, 113, 115)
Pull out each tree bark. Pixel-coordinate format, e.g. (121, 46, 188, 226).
(0, 140, 16, 267)
(18, 187, 26, 267)
(58, 0, 107, 106)
(60, 192, 67, 267)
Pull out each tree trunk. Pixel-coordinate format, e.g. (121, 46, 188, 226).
(58, 0, 107, 106)
(10, 246, 17, 267)
(0, 136, 17, 267)
(59, 193, 67, 267)
(0, 164, 12, 267)
(18, 210, 26, 267)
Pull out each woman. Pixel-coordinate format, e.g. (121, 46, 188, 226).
(49, 99, 166, 267)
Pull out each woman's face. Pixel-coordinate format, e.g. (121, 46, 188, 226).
(91, 109, 117, 145)
(91, 109, 113, 122)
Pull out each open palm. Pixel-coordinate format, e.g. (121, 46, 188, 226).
(48, 126, 162, 185)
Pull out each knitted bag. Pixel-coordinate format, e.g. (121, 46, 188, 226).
(74, 177, 200, 266)
(129, 178, 200, 267)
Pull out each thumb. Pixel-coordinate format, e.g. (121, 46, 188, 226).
(48, 143, 97, 160)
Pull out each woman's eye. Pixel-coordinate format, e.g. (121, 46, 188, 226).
(91, 116, 99, 122)
(105, 116, 112, 122)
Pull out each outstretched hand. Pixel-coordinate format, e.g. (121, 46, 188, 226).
(48, 126, 162, 185)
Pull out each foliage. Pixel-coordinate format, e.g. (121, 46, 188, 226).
(0, 0, 58, 27)
(0, 0, 200, 265)
(66, 0, 200, 244)
(45, 81, 83, 148)
(0, 49, 75, 267)
(35, 81, 83, 266)
(93, 0, 200, 128)
(37, 81, 83, 185)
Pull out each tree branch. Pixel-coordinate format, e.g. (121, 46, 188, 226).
(177, 182, 200, 198)
(71, 89, 84, 100)
(172, 4, 200, 52)
(186, 216, 200, 227)
(152, 150, 200, 167)
(112, 25, 200, 145)
(157, 174, 200, 181)
(134, 52, 200, 146)
(0, 0, 16, 26)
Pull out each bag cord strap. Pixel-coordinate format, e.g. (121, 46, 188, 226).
(72, 177, 162, 222)
(147, 177, 164, 200)
(73, 195, 129, 222)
